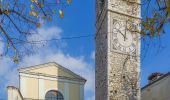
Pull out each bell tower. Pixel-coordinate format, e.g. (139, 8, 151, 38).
(95, 0, 141, 100)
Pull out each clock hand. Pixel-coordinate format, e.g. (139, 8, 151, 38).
(124, 21, 128, 41)
(117, 29, 126, 40)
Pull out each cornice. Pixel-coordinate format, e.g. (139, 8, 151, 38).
(19, 72, 86, 85)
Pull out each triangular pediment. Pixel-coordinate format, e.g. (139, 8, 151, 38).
(18, 62, 86, 82)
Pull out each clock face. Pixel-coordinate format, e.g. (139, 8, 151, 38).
(112, 19, 138, 54)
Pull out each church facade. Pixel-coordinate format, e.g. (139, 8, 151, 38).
(7, 62, 86, 100)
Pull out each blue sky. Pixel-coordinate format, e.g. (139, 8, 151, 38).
(0, 0, 170, 100)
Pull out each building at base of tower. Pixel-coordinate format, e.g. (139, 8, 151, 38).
(7, 62, 86, 100)
(141, 72, 170, 100)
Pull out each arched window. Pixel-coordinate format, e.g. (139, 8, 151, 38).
(45, 90, 64, 100)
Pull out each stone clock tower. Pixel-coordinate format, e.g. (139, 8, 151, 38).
(95, 0, 141, 100)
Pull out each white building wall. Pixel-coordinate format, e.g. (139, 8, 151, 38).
(142, 75, 170, 100)
(7, 86, 23, 100)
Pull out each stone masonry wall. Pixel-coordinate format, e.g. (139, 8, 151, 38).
(96, 0, 141, 100)
(95, 9, 108, 100)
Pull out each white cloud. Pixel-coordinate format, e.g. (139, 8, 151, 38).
(29, 26, 62, 41)
(0, 57, 11, 76)
(0, 26, 95, 100)
(25, 26, 64, 49)
(0, 56, 19, 88)
(5, 68, 19, 87)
